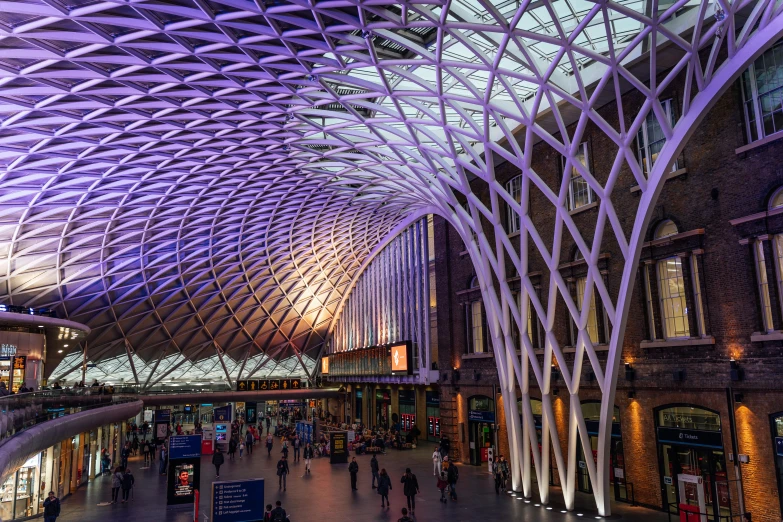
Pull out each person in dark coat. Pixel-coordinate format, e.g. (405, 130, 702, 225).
(370, 453, 380, 488)
(276, 455, 289, 490)
(400, 468, 419, 513)
(348, 457, 359, 490)
(245, 430, 254, 455)
(121, 467, 134, 502)
(377, 468, 392, 508)
(43, 491, 60, 522)
(398, 507, 413, 522)
(121, 442, 131, 469)
(212, 447, 225, 478)
(303, 443, 314, 474)
(447, 460, 459, 501)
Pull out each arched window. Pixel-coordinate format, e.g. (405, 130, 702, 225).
(466, 277, 486, 354)
(654, 220, 690, 338)
(771, 187, 783, 210)
(573, 249, 599, 344)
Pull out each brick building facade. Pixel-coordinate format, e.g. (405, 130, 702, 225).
(434, 40, 783, 522)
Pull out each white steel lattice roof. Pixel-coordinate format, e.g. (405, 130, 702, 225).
(0, 0, 778, 388)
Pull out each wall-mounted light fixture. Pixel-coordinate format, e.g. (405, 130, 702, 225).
(551, 364, 560, 382)
(734, 393, 744, 404)
(625, 362, 635, 381)
(627, 390, 635, 399)
(730, 358, 744, 381)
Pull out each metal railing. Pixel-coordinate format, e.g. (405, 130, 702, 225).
(667, 503, 750, 522)
(0, 389, 137, 445)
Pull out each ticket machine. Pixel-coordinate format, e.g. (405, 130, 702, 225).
(677, 474, 707, 522)
(215, 424, 231, 452)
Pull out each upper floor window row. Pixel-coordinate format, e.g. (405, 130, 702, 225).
(741, 39, 783, 143)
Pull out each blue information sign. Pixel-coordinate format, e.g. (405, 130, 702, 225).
(214, 405, 232, 423)
(169, 435, 202, 460)
(212, 479, 264, 522)
(155, 409, 171, 423)
(468, 410, 495, 423)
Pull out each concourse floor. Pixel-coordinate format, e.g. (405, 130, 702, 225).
(55, 443, 668, 522)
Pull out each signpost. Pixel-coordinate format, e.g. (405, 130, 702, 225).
(212, 479, 264, 522)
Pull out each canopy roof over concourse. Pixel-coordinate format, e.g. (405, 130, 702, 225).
(0, 0, 777, 386)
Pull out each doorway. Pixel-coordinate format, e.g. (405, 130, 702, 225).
(376, 389, 391, 429)
(576, 402, 627, 502)
(467, 395, 495, 465)
(655, 405, 729, 521)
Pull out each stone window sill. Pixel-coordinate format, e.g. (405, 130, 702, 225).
(462, 352, 494, 360)
(735, 129, 783, 155)
(640, 336, 715, 348)
(750, 331, 783, 342)
(568, 201, 598, 216)
(515, 344, 609, 355)
(630, 168, 688, 194)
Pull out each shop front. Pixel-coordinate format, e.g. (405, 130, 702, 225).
(426, 391, 440, 441)
(770, 412, 783, 517)
(656, 405, 730, 521)
(468, 395, 495, 466)
(376, 389, 391, 428)
(576, 402, 627, 502)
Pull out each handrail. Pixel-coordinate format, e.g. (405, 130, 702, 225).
(0, 389, 137, 445)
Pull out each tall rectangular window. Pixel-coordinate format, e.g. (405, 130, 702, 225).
(563, 142, 593, 211)
(505, 175, 522, 234)
(754, 240, 775, 332)
(575, 276, 599, 344)
(467, 300, 486, 353)
(741, 39, 783, 143)
(637, 98, 678, 176)
(775, 235, 783, 327)
(657, 257, 690, 338)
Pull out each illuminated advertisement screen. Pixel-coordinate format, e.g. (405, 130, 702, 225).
(321, 357, 329, 375)
(174, 463, 194, 497)
(390, 342, 409, 374)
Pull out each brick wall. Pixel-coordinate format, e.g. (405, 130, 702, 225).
(433, 42, 783, 521)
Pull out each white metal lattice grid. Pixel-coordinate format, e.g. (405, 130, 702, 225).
(0, 0, 781, 515)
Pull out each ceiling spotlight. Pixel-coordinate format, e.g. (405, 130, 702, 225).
(63, 344, 69, 347)
(38, 325, 44, 328)
(57, 350, 63, 353)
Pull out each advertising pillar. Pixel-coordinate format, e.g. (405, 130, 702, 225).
(329, 432, 348, 464)
(155, 409, 171, 443)
(166, 435, 202, 507)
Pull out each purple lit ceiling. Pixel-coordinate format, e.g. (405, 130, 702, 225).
(0, 0, 778, 387)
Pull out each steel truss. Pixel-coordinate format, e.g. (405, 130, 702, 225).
(0, 0, 782, 512)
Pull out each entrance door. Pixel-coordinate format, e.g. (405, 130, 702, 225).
(576, 437, 627, 501)
(661, 444, 727, 520)
(468, 422, 494, 465)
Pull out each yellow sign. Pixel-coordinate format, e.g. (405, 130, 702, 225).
(321, 357, 329, 375)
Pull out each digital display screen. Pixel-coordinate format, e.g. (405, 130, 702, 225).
(321, 357, 329, 374)
(391, 343, 409, 373)
(174, 463, 194, 497)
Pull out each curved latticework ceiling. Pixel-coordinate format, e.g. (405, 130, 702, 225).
(0, 0, 779, 388)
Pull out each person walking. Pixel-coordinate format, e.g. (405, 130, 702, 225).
(493, 456, 502, 494)
(229, 437, 237, 460)
(270, 501, 287, 522)
(400, 468, 419, 514)
(437, 471, 449, 503)
(432, 446, 442, 476)
(303, 443, 314, 474)
(266, 433, 274, 457)
(158, 445, 167, 475)
(143, 440, 152, 466)
(121, 467, 134, 503)
(276, 455, 289, 490)
(500, 455, 509, 491)
(43, 491, 60, 522)
(239, 439, 245, 459)
(293, 435, 301, 462)
(398, 507, 414, 522)
(348, 457, 359, 490)
(245, 430, 254, 455)
(212, 447, 224, 479)
(447, 460, 459, 501)
(111, 466, 124, 503)
(120, 442, 131, 469)
(281, 440, 289, 460)
(370, 453, 380, 489)
(377, 468, 392, 509)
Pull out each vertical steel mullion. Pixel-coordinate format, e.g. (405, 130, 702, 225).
(416, 218, 424, 369)
(423, 217, 432, 375)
